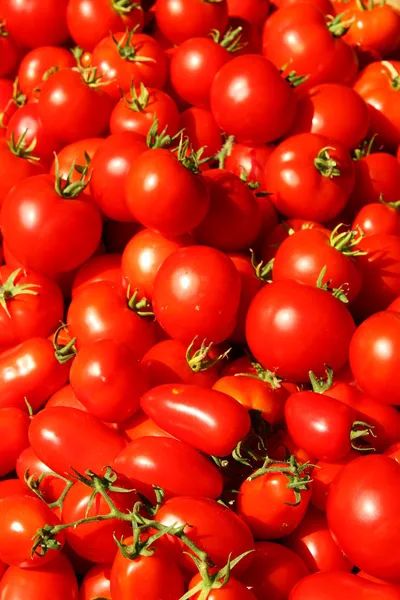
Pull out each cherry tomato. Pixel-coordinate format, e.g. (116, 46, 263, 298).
(1, 0, 69, 48)
(155, 0, 228, 45)
(353, 202, 400, 237)
(18, 46, 75, 98)
(344, 3, 400, 59)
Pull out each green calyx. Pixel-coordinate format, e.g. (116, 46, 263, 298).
(52, 323, 77, 365)
(350, 421, 376, 451)
(314, 146, 341, 178)
(215, 135, 235, 169)
(280, 63, 309, 88)
(127, 287, 154, 317)
(7, 130, 40, 161)
(146, 115, 183, 149)
(112, 28, 155, 63)
(379, 193, 400, 210)
(240, 169, 270, 197)
(210, 26, 247, 53)
(172, 133, 210, 173)
(186, 336, 231, 373)
(353, 135, 377, 160)
(329, 223, 367, 256)
(326, 12, 355, 37)
(249, 455, 313, 506)
(112, 0, 142, 15)
(125, 81, 150, 112)
(53, 152, 91, 198)
(250, 249, 274, 283)
(81, 66, 111, 88)
(382, 61, 400, 91)
(0, 268, 40, 318)
(0, 22, 8, 37)
(309, 365, 334, 393)
(316, 266, 350, 303)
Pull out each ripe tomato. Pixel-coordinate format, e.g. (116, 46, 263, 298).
(16, 446, 67, 504)
(114, 435, 223, 500)
(327, 454, 400, 582)
(68, 281, 157, 360)
(0, 137, 46, 207)
(72, 254, 122, 297)
(155, 0, 228, 45)
(225, 142, 274, 194)
(66, 0, 144, 51)
(0, 337, 70, 412)
(0, 407, 29, 477)
(290, 83, 369, 150)
(179, 107, 222, 161)
(141, 383, 250, 456)
(310, 452, 357, 512)
(188, 572, 257, 600)
(0, 554, 79, 600)
(227, 0, 269, 27)
(1, 0, 69, 48)
(18, 46, 75, 98)
(45, 384, 86, 411)
(284, 505, 353, 573)
(29, 407, 126, 477)
(0, 24, 20, 78)
(261, 219, 327, 262)
(239, 542, 309, 600)
(344, 2, 400, 59)
(353, 202, 400, 237)
(0, 495, 64, 567)
(70, 338, 148, 423)
(156, 496, 255, 576)
(0, 478, 34, 499)
(210, 54, 297, 145)
(49, 137, 103, 192)
(246, 281, 355, 382)
(120, 409, 171, 440)
(227, 253, 262, 343)
(153, 246, 241, 344)
(79, 565, 111, 600)
(290, 572, 400, 600)
(38, 68, 113, 145)
(265, 133, 355, 223)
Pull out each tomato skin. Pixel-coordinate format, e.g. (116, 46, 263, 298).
(46, 384, 86, 411)
(239, 542, 309, 600)
(114, 435, 223, 500)
(353, 203, 400, 237)
(79, 564, 111, 600)
(66, 0, 144, 51)
(155, 0, 228, 45)
(227, 0, 269, 27)
(284, 505, 353, 573)
(18, 46, 75, 98)
(228, 253, 262, 344)
(265, 133, 355, 223)
(16, 446, 66, 504)
(310, 452, 357, 512)
(289, 83, 370, 150)
(0, 338, 69, 412)
(0, 408, 29, 477)
(0, 495, 64, 567)
(50, 138, 103, 192)
(261, 219, 327, 262)
(0, 141, 45, 209)
(246, 281, 355, 383)
(350, 311, 400, 405)
(179, 107, 222, 161)
(72, 254, 122, 297)
(67, 281, 157, 360)
(344, 5, 400, 62)
(153, 246, 241, 344)
(0, 478, 34, 499)
(290, 572, 400, 600)
(188, 573, 257, 599)
(110, 537, 185, 600)
(141, 383, 250, 456)
(327, 455, 400, 582)
(1, 0, 69, 49)
(210, 54, 297, 145)
(0, 553, 79, 600)
(156, 496, 255, 576)
(29, 407, 126, 477)
(121, 409, 171, 440)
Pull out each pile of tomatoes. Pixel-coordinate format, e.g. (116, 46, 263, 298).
(1, 0, 400, 598)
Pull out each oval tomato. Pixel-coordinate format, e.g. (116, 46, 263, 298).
(290, 572, 400, 600)
(0, 407, 29, 477)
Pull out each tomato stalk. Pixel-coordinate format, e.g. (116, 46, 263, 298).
(249, 455, 313, 506)
(146, 115, 183, 149)
(25, 469, 73, 512)
(381, 61, 400, 91)
(326, 12, 355, 37)
(186, 337, 231, 373)
(240, 169, 270, 197)
(309, 366, 334, 393)
(350, 421, 376, 451)
(173, 133, 210, 173)
(112, 29, 156, 63)
(250, 249, 274, 283)
(7, 130, 40, 161)
(53, 153, 91, 198)
(0, 268, 40, 317)
(215, 135, 235, 169)
(52, 324, 77, 364)
(127, 287, 154, 316)
(314, 146, 341, 178)
(316, 265, 350, 303)
(329, 223, 367, 256)
(124, 81, 150, 111)
(378, 194, 400, 210)
(0, 77, 26, 131)
(210, 26, 247, 53)
(353, 135, 377, 159)
(112, 0, 142, 15)
(280, 63, 309, 88)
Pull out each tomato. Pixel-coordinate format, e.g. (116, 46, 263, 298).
(265, 133, 355, 223)
(210, 54, 297, 145)
(327, 454, 400, 582)
(155, 0, 228, 45)
(1, 0, 69, 48)
(354, 61, 400, 151)
(18, 46, 75, 99)
(16, 446, 67, 504)
(0, 136, 45, 207)
(225, 142, 274, 194)
(91, 31, 167, 100)
(262, 4, 358, 92)
(125, 148, 210, 235)
(49, 138, 103, 194)
(29, 407, 126, 477)
(141, 383, 250, 456)
(289, 83, 370, 150)
(72, 254, 122, 297)
(79, 565, 111, 600)
(0, 266, 64, 353)
(114, 435, 223, 500)
(0, 338, 70, 412)
(70, 338, 147, 423)
(153, 246, 241, 344)
(67, 281, 157, 360)
(353, 202, 400, 237)
(38, 68, 113, 145)
(344, 3, 400, 58)
(188, 572, 257, 599)
(121, 409, 171, 440)
(66, 0, 144, 51)
(227, 0, 269, 27)
(284, 505, 353, 573)
(179, 107, 222, 161)
(156, 496, 255, 576)
(239, 542, 309, 600)
(0, 495, 64, 567)
(268, 428, 316, 465)
(0, 553, 79, 600)
(45, 384, 86, 411)
(226, 253, 262, 344)
(0, 78, 20, 136)
(0, 23, 20, 78)
(0, 478, 34, 499)
(121, 229, 193, 302)
(290, 572, 400, 600)
(0, 407, 29, 477)
(110, 536, 185, 600)
(110, 85, 179, 137)
(310, 452, 357, 512)
(246, 281, 355, 382)
(261, 219, 326, 262)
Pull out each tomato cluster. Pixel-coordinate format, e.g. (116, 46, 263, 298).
(1, 0, 400, 598)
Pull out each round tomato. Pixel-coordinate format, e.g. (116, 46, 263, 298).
(49, 137, 103, 192)
(18, 46, 75, 98)
(188, 572, 257, 600)
(344, 3, 400, 59)
(179, 107, 222, 160)
(16, 446, 67, 504)
(310, 452, 357, 512)
(0, 137, 45, 207)
(79, 564, 111, 600)
(0, 23, 20, 78)
(1, 0, 69, 48)
(72, 253, 122, 297)
(155, 0, 228, 45)
(353, 202, 400, 237)
(227, 0, 269, 27)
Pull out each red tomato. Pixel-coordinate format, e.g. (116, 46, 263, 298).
(210, 54, 297, 145)
(0, 407, 29, 477)
(29, 407, 126, 477)
(310, 452, 358, 512)
(0, 478, 34, 499)
(179, 107, 222, 161)
(49, 138, 103, 195)
(0, 78, 20, 136)
(239, 542, 309, 600)
(156, 496, 255, 576)
(290, 83, 370, 150)
(261, 218, 326, 262)
(16, 446, 66, 504)
(155, 0, 228, 45)
(268, 428, 316, 466)
(72, 254, 122, 297)
(290, 572, 400, 600)
(46, 384, 86, 411)
(344, 3, 400, 59)
(153, 246, 241, 344)
(265, 133, 355, 223)
(18, 46, 75, 98)
(67, 281, 157, 360)
(1, 0, 69, 48)
(0, 495, 64, 567)
(38, 68, 113, 145)
(225, 142, 274, 193)
(284, 505, 353, 573)
(227, 253, 262, 344)
(327, 454, 400, 582)
(114, 435, 223, 500)
(79, 565, 111, 600)
(120, 409, 171, 440)
(110, 536, 185, 600)
(0, 24, 20, 79)
(0, 554, 79, 600)
(227, 0, 269, 27)
(0, 338, 70, 412)
(353, 202, 400, 237)
(188, 572, 257, 599)
(0, 137, 45, 208)
(141, 383, 250, 456)
(246, 281, 355, 382)
(66, 0, 144, 51)
(70, 338, 148, 423)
